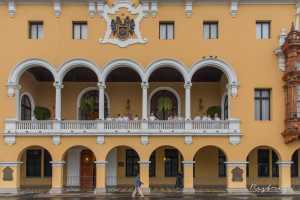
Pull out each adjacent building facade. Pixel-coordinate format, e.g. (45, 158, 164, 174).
(0, 0, 300, 195)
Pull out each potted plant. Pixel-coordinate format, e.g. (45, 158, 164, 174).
(34, 106, 51, 120)
(206, 106, 221, 118)
(80, 96, 98, 120)
(157, 97, 173, 120)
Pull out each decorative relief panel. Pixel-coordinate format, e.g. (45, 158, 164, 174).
(99, 0, 148, 47)
(3, 167, 13, 181)
(231, 167, 243, 182)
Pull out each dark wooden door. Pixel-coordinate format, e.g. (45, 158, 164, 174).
(80, 149, 96, 189)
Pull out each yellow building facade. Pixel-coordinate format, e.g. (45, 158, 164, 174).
(0, 0, 300, 195)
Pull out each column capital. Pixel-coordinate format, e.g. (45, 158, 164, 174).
(225, 161, 248, 167)
(276, 161, 293, 167)
(53, 82, 64, 89)
(94, 160, 107, 166)
(7, 83, 21, 97)
(138, 160, 151, 166)
(184, 82, 192, 89)
(141, 82, 149, 89)
(97, 82, 106, 89)
(182, 160, 195, 165)
(227, 82, 239, 97)
(0, 161, 23, 167)
(50, 160, 65, 167)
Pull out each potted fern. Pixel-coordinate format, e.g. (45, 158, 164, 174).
(157, 97, 173, 120)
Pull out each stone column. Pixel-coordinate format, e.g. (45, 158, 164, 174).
(54, 83, 63, 121)
(49, 161, 65, 194)
(15, 85, 21, 120)
(0, 162, 22, 194)
(225, 161, 249, 194)
(94, 160, 107, 194)
(141, 82, 149, 120)
(138, 160, 151, 194)
(184, 83, 192, 120)
(182, 160, 195, 193)
(277, 161, 294, 194)
(97, 82, 106, 120)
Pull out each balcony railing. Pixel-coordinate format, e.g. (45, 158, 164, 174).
(4, 119, 241, 136)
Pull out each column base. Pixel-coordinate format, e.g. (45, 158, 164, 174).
(49, 187, 64, 194)
(280, 187, 295, 194)
(227, 188, 250, 195)
(142, 187, 151, 194)
(94, 187, 106, 195)
(0, 188, 20, 194)
(183, 187, 195, 194)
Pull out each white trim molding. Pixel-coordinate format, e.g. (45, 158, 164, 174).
(190, 58, 239, 97)
(50, 160, 65, 167)
(88, 0, 96, 17)
(58, 59, 101, 84)
(101, 59, 144, 83)
(148, 86, 182, 117)
(276, 161, 293, 167)
(94, 160, 108, 166)
(145, 59, 189, 83)
(185, 0, 193, 16)
(150, 0, 157, 16)
(54, 0, 61, 17)
(99, 1, 148, 47)
(225, 161, 248, 167)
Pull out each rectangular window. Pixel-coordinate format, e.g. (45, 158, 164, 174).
(29, 21, 43, 39)
(159, 22, 174, 40)
(292, 151, 299, 177)
(165, 149, 178, 177)
(255, 89, 271, 121)
(149, 152, 156, 177)
(258, 149, 270, 177)
(256, 21, 271, 39)
(203, 21, 218, 39)
(125, 149, 139, 177)
(73, 21, 88, 40)
(44, 150, 52, 177)
(272, 150, 279, 177)
(218, 150, 226, 177)
(26, 149, 42, 177)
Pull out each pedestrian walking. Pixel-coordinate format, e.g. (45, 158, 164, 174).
(132, 175, 144, 198)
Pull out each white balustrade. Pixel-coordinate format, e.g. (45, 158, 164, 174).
(148, 120, 185, 130)
(192, 120, 229, 129)
(16, 120, 53, 130)
(6, 119, 240, 135)
(104, 120, 142, 130)
(61, 120, 98, 130)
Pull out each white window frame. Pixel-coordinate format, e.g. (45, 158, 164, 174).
(256, 21, 271, 40)
(73, 21, 88, 40)
(29, 21, 44, 40)
(203, 21, 219, 40)
(159, 22, 175, 40)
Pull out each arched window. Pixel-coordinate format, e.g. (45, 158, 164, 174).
(79, 90, 108, 120)
(150, 90, 178, 120)
(21, 95, 32, 120)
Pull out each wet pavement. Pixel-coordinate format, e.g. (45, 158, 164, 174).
(1, 193, 300, 200)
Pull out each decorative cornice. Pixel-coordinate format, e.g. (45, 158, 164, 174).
(276, 161, 293, 167)
(50, 160, 65, 166)
(8, 0, 16, 17)
(94, 160, 108, 165)
(225, 161, 248, 167)
(150, 0, 157, 16)
(53, 0, 61, 17)
(88, 0, 96, 17)
(230, 0, 239, 17)
(185, 0, 193, 17)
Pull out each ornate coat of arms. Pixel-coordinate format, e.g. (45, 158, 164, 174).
(99, 0, 148, 48)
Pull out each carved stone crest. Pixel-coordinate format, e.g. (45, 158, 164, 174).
(99, 0, 148, 47)
(231, 166, 243, 182)
(3, 167, 13, 181)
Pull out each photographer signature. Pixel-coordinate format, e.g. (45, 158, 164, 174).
(249, 184, 280, 193)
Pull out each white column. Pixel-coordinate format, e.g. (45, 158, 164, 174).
(54, 82, 63, 121)
(184, 82, 192, 120)
(141, 82, 149, 120)
(98, 82, 106, 120)
(15, 85, 21, 120)
(296, 2, 300, 31)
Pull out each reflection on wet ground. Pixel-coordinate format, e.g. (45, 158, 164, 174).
(1, 193, 300, 200)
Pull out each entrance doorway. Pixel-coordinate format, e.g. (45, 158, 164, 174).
(80, 149, 96, 189)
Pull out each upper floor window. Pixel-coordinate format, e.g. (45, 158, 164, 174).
(255, 89, 271, 121)
(29, 21, 43, 40)
(256, 21, 271, 39)
(203, 21, 218, 40)
(73, 21, 88, 40)
(159, 22, 174, 40)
